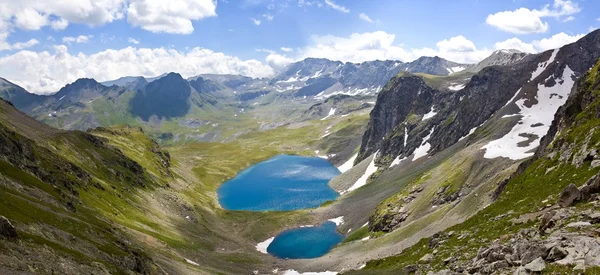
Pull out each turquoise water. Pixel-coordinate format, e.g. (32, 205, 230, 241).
(267, 222, 343, 259)
(217, 154, 340, 211)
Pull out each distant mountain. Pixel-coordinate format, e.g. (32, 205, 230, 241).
(465, 49, 529, 73)
(0, 78, 45, 112)
(403, 56, 468, 75)
(129, 72, 192, 120)
(271, 57, 470, 99)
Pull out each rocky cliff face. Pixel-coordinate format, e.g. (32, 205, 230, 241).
(357, 30, 600, 167)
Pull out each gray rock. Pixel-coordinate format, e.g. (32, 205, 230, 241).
(565, 221, 592, 228)
(538, 210, 556, 233)
(546, 246, 567, 262)
(0, 216, 18, 240)
(419, 253, 433, 263)
(524, 257, 546, 272)
(558, 184, 581, 207)
(520, 243, 547, 265)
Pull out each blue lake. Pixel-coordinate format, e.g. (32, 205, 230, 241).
(267, 222, 343, 259)
(217, 154, 341, 211)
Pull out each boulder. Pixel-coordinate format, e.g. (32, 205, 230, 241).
(520, 243, 547, 265)
(524, 257, 546, 272)
(558, 184, 581, 207)
(419, 253, 433, 263)
(538, 210, 556, 233)
(0, 216, 18, 240)
(546, 246, 567, 262)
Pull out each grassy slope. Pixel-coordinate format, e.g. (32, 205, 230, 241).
(0, 95, 372, 274)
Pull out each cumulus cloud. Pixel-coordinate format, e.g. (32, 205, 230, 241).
(250, 18, 261, 25)
(359, 13, 375, 23)
(0, 32, 39, 51)
(262, 30, 587, 69)
(324, 0, 349, 13)
(280, 47, 293, 52)
(494, 32, 584, 53)
(0, 0, 126, 32)
(298, 32, 488, 64)
(50, 18, 69, 30)
(62, 35, 93, 44)
(486, 0, 581, 34)
(126, 0, 217, 34)
(128, 37, 140, 45)
(0, 46, 274, 94)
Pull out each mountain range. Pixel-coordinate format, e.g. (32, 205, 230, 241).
(1, 28, 600, 275)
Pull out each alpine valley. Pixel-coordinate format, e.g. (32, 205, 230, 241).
(2, 25, 600, 275)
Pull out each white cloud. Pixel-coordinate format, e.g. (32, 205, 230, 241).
(262, 13, 274, 21)
(486, 0, 581, 34)
(280, 47, 293, 52)
(494, 38, 537, 53)
(359, 13, 374, 23)
(532, 32, 584, 51)
(13, 9, 49, 30)
(250, 18, 261, 25)
(50, 18, 69, 30)
(494, 32, 584, 53)
(0, 1, 126, 32)
(62, 35, 93, 44)
(324, 0, 349, 13)
(265, 30, 585, 67)
(126, 0, 217, 34)
(296, 32, 489, 64)
(0, 32, 39, 51)
(128, 37, 140, 45)
(0, 46, 274, 94)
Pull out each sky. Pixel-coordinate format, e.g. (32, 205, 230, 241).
(0, 0, 598, 94)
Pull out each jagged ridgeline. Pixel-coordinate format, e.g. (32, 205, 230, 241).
(350, 58, 600, 274)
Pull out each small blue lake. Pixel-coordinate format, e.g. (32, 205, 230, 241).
(217, 154, 340, 211)
(267, 222, 343, 259)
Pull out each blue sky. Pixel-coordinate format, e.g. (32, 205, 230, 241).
(0, 0, 598, 93)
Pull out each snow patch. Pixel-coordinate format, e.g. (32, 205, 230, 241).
(344, 152, 378, 193)
(321, 108, 336, 120)
(328, 216, 344, 226)
(390, 156, 407, 168)
(337, 153, 358, 173)
(503, 88, 522, 107)
(185, 258, 200, 266)
(413, 127, 435, 160)
(448, 84, 465, 91)
(361, 236, 370, 241)
(482, 65, 574, 160)
(422, 106, 437, 120)
(58, 95, 66, 101)
(530, 49, 558, 81)
(256, 237, 274, 254)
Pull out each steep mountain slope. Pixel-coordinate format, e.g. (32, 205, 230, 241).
(0, 98, 168, 274)
(352, 57, 600, 275)
(0, 77, 45, 112)
(357, 30, 600, 166)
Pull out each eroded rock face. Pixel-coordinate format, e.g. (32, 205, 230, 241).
(0, 216, 18, 240)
